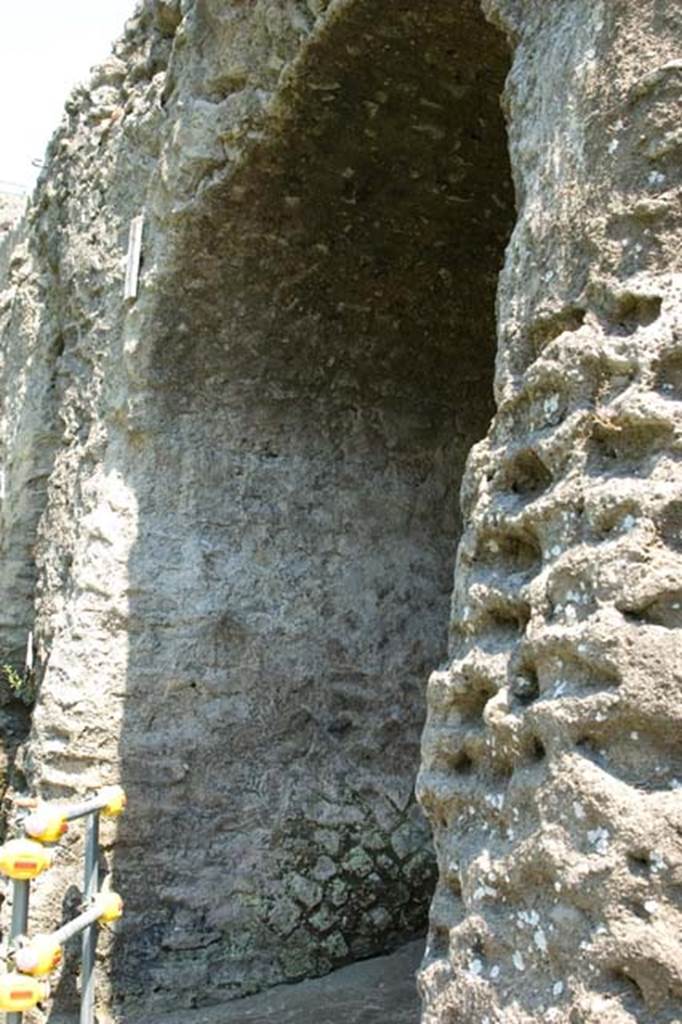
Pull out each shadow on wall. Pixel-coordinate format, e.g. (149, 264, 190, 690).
(106, 1, 514, 1015)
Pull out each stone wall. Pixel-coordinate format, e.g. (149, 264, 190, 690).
(0, 1, 679, 1023)
(1, 0, 513, 1018)
(418, 1, 682, 1022)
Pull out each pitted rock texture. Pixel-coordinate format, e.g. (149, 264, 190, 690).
(418, 2, 682, 1023)
(0, 1, 680, 1023)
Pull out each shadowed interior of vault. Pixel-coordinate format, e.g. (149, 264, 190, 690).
(111, 0, 515, 1012)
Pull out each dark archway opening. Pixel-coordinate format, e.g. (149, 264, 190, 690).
(114, 0, 514, 1014)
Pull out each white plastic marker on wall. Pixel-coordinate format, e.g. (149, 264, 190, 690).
(124, 214, 145, 300)
(24, 631, 34, 676)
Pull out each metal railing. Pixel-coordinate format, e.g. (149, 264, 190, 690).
(0, 786, 126, 1021)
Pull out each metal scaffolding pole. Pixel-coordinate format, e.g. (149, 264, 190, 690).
(7, 879, 30, 1024)
(80, 812, 99, 1024)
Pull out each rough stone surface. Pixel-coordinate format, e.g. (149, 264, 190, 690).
(0, 0, 511, 1019)
(144, 937, 422, 1024)
(418, 2, 682, 1023)
(47, 939, 421, 1024)
(0, 1, 680, 1023)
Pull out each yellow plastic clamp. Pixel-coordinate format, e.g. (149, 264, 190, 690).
(14, 935, 63, 977)
(0, 973, 49, 1012)
(101, 785, 127, 817)
(95, 891, 124, 922)
(24, 806, 68, 843)
(0, 839, 53, 880)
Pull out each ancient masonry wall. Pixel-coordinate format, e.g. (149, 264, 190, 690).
(418, 2, 682, 1023)
(0, 0, 679, 1022)
(0, 9, 175, 1016)
(0, 0, 512, 1016)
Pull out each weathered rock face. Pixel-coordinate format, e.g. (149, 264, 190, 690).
(108, 7, 512, 1006)
(418, 1, 682, 1022)
(48, 940, 422, 1024)
(0, 1, 680, 1023)
(146, 938, 424, 1024)
(1, 0, 512, 1019)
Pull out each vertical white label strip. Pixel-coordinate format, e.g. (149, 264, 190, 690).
(124, 214, 145, 300)
(25, 630, 34, 675)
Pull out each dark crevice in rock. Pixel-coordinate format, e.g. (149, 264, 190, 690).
(657, 498, 682, 550)
(655, 348, 682, 400)
(587, 417, 674, 477)
(528, 306, 587, 355)
(497, 448, 553, 500)
(602, 292, 663, 335)
(618, 590, 682, 628)
(607, 967, 646, 1004)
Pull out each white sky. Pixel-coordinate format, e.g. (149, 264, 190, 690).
(0, 0, 138, 192)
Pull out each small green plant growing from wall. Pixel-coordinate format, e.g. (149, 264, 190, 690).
(1, 662, 35, 705)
